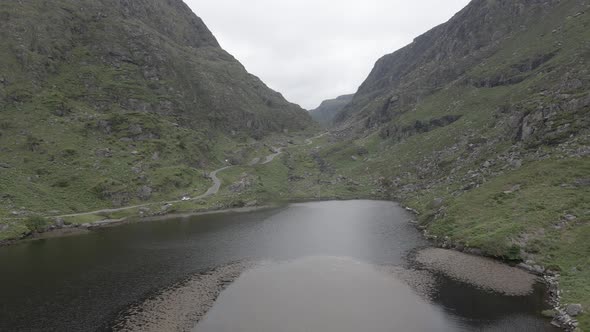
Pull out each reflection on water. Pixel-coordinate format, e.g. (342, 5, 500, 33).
(196, 256, 463, 332)
(195, 256, 556, 332)
(0, 201, 556, 331)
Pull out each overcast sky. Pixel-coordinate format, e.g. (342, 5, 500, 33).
(186, 0, 471, 110)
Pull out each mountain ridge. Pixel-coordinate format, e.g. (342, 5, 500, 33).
(309, 94, 354, 127)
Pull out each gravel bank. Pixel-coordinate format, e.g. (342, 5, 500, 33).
(111, 261, 254, 332)
(377, 265, 436, 301)
(416, 248, 538, 296)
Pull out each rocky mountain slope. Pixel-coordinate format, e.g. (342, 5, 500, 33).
(0, 0, 312, 223)
(309, 94, 354, 127)
(318, 0, 589, 329)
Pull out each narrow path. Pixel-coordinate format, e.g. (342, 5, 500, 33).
(55, 133, 329, 219)
(195, 166, 231, 199)
(57, 166, 232, 218)
(261, 148, 284, 164)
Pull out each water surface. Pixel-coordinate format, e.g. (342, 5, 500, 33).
(0, 201, 555, 331)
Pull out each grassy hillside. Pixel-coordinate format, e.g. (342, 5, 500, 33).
(309, 0, 589, 329)
(0, 0, 313, 237)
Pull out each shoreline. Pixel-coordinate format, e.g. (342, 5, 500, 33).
(0, 198, 575, 330)
(110, 261, 255, 332)
(0, 195, 382, 248)
(0, 204, 282, 247)
(404, 206, 578, 331)
(108, 254, 549, 332)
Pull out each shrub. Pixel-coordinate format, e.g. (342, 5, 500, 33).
(505, 245, 522, 261)
(24, 216, 49, 232)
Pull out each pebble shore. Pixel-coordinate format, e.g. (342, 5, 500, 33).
(415, 248, 538, 296)
(111, 262, 254, 332)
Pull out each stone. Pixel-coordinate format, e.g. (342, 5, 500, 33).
(245, 200, 258, 207)
(137, 186, 152, 201)
(482, 161, 491, 168)
(431, 198, 444, 209)
(574, 178, 590, 187)
(54, 218, 65, 228)
(95, 148, 113, 158)
(566, 304, 583, 317)
(0, 162, 11, 169)
(564, 214, 577, 222)
(517, 263, 544, 275)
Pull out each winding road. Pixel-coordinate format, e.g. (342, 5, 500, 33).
(55, 134, 328, 219)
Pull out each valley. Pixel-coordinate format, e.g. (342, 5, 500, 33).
(0, 0, 588, 330)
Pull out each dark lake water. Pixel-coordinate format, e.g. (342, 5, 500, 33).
(0, 200, 556, 331)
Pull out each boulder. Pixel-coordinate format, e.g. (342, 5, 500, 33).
(564, 214, 577, 222)
(54, 218, 65, 228)
(137, 186, 152, 201)
(245, 200, 258, 207)
(566, 304, 583, 317)
(517, 263, 544, 275)
(95, 148, 113, 158)
(431, 198, 444, 209)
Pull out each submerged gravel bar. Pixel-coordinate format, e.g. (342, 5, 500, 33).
(416, 248, 538, 296)
(112, 262, 253, 332)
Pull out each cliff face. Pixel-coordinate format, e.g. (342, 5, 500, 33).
(335, 0, 587, 139)
(309, 94, 354, 127)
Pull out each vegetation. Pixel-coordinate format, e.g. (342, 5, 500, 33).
(0, 0, 587, 329)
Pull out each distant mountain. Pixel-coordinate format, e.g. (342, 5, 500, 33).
(309, 94, 354, 127)
(0, 0, 312, 217)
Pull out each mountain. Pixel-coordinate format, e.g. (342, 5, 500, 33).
(318, 0, 589, 327)
(309, 94, 354, 127)
(0, 0, 312, 221)
(336, 0, 588, 138)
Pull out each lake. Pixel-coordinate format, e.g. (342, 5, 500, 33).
(0, 200, 556, 331)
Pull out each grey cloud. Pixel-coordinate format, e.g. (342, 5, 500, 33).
(186, 0, 470, 109)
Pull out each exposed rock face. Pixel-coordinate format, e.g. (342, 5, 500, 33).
(330, 0, 589, 196)
(310, 94, 354, 127)
(335, 0, 586, 136)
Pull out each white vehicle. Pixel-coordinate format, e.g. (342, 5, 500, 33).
(181, 196, 191, 201)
